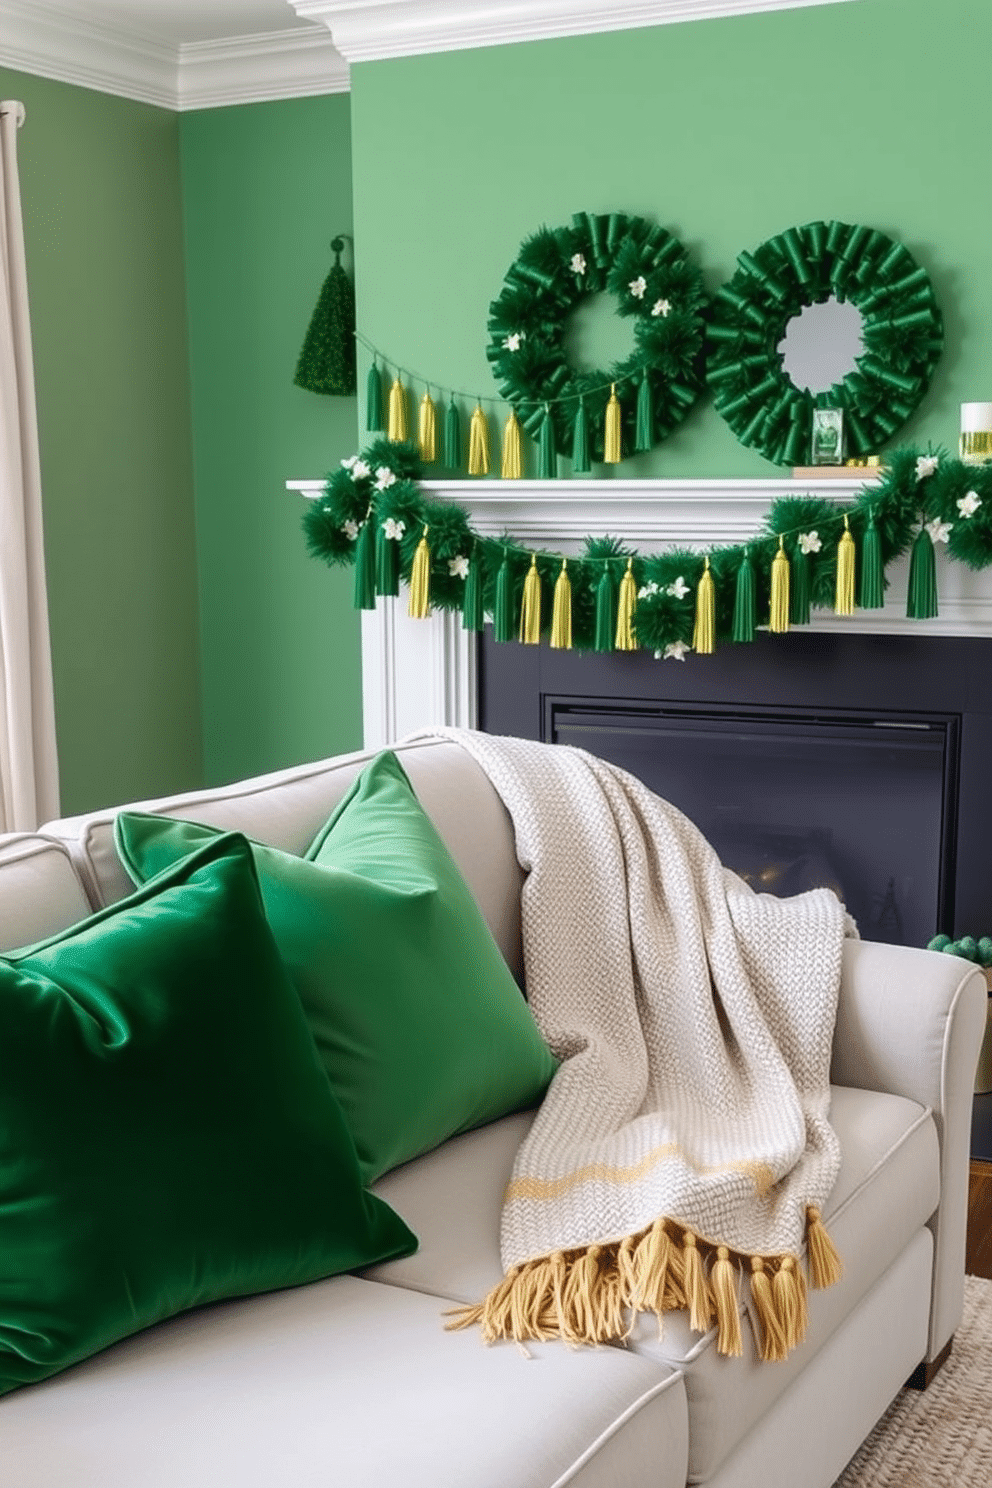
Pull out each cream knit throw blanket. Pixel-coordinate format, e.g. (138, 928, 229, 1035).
(433, 729, 851, 1361)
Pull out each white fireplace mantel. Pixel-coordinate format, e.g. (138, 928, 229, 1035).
(287, 475, 992, 750)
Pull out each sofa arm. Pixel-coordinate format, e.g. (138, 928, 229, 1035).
(831, 939, 986, 1363)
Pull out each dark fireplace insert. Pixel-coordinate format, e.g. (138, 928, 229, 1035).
(479, 630, 992, 949)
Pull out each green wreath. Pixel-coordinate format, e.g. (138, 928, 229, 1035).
(707, 221, 944, 467)
(487, 211, 708, 466)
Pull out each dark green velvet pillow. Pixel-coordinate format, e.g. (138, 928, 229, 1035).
(0, 833, 415, 1397)
(115, 751, 557, 1182)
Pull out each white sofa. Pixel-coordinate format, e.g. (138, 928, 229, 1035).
(0, 734, 985, 1488)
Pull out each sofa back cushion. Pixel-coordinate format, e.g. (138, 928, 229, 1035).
(41, 738, 525, 983)
(0, 834, 92, 952)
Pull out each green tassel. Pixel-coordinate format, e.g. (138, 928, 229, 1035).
(907, 526, 938, 619)
(375, 521, 399, 597)
(494, 551, 514, 642)
(366, 362, 384, 432)
(353, 515, 376, 610)
(462, 545, 484, 632)
(572, 397, 591, 474)
(791, 547, 811, 625)
(731, 550, 756, 642)
(635, 373, 654, 453)
(594, 565, 615, 652)
(293, 238, 356, 396)
(538, 405, 557, 479)
(444, 400, 462, 470)
(859, 509, 885, 609)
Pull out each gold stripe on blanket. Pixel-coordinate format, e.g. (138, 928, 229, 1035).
(504, 1150, 777, 1204)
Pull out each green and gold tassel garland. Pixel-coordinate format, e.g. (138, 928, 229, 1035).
(907, 524, 938, 618)
(468, 403, 491, 476)
(375, 520, 399, 597)
(594, 563, 615, 652)
(353, 514, 376, 610)
(732, 550, 757, 643)
(501, 410, 523, 479)
(417, 390, 437, 464)
(494, 549, 514, 642)
(635, 373, 654, 454)
(769, 535, 790, 633)
(791, 545, 811, 626)
(572, 397, 591, 474)
(462, 546, 484, 633)
(519, 554, 542, 644)
(835, 514, 856, 615)
(366, 362, 384, 432)
(550, 559, 572, 649)
(859, 508, 884, 609)
(408, 526, 431, 619)
(604, 384, 622, 465)
(693, 557, 716, 654)
(387, 377, 408, 442)
(538, 404, 557, 480)
(615, 557, 637, 650)
(444, 400, 462, 470)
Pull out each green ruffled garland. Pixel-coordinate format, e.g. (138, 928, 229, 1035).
(303, 441, 992, 654)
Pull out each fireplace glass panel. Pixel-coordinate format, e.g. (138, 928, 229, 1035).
(551, 706, 955, 948)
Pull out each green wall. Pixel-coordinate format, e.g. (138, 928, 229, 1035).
(0, 69, 201, 814)
(350, 0, 990, 478)
(180, 93, 361, 788)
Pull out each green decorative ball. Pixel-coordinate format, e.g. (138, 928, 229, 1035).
(957, 936, 979, 961)
(927, 934, 951, 952)
(977, 936, 992, 967)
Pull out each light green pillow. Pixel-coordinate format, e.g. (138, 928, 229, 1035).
(0, 832, 416, 1397)
(115, 751, 557, 1181)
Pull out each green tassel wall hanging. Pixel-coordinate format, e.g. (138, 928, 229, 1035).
(366, 362, 384, 432)
(375, 519, 400, 597)
(572, 397, 591, 474)
(635, 373, 654, 454)
(538, 404, 557, 480)
(907, 525, 938, 618)
(294, 236, 356, 396)
(594, 565, 615, 652)
(791, 546, 811, 625)
(859, 509, 885, 609)
(732, 551, 756, 643)
(444, 400, 462, 470)
(462, 546, 484, 632)
(494, 550, 514, 642)
(353, 515, 376, 610)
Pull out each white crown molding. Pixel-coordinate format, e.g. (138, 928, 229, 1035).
(291, 0, 863, 64)
(0, 1, 347, 111)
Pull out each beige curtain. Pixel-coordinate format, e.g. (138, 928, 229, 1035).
(0, 101, 59, 832)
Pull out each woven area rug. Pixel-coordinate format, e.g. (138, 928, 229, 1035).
(832, 1276, 992, 1486)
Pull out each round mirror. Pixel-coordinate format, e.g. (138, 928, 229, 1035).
(777, 298, 864, 394)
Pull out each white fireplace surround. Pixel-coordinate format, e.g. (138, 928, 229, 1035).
(287, 474, 992, 750)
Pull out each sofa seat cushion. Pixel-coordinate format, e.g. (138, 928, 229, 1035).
(364, 1086, 939, 1481)
(0, 834, 91, 951)
(0, 1275, 689, 1488)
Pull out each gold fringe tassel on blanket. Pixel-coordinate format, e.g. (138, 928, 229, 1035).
(447, 1208, 841, 1363)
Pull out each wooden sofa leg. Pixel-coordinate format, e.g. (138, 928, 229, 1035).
(906, 1335, 952, 1390)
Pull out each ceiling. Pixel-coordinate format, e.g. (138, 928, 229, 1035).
(14, 2, 318, 48)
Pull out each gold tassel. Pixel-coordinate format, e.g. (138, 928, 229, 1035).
(603, 383, 622, 464)
(417, 390, 437, 463)
(682, 1232, 712, 1334)
(387, 377, 408, 443)
(550, 559, 572, 649)
(632, 1218, 672, 1316)
(772, 1256, 806, 1353)
(693, 556, 716, 654)
(749, 1257, 786, 1362)
(710, 1247, 743, 1358)
(407, 525, 431, 619)
(519, 554, 542, 644)
(468, 402, 491, 476)
(615, 557, 638, 650)
(769, 535, 790, 633)
(501, 409, 523, 479)
(806, 1206, 843, 1288)
(835, 513, 856, 615)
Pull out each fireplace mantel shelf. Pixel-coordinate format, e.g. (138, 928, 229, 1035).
(287, 473, 992, 749)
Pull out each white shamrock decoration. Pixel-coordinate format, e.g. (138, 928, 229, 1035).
(925, 518, 952, 544)
(340, 454, 358, 470)
(629, 276, 647, 299)
(637, 581, 660, 599)
(666, 576, 690, 599)
(651, 298, 671, 318)
(660, 640, 691, 661)
(449, 556, 470, 579)
(503, 332, 524, 352)
(382, 518, 406, 541)
(341, 520, 359, 541)
(374, 466, 397, 491)
(570, 253, 587, 275)
(351, 459, 371, 481)
(798, 531, 822, 555)
(916, 455, 939, 480)
(957, 491, 982, 518)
